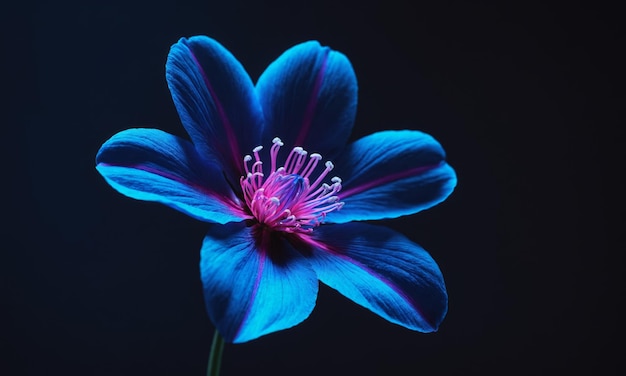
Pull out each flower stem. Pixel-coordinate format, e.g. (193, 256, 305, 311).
(207, 329, 225, 376)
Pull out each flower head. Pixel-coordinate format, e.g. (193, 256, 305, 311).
(96, 36, 457, 343)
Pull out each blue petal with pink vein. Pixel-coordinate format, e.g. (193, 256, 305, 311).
(166, 36, 264, 184)
(303, 222, 448, 332)
(256, 41, 357, 159)
(96, 128, 246, 224)
(327, 130, 457, 223)
(200, 222, 319, 343)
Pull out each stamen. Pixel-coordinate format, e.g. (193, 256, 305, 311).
(243, 155, 252, 176)
(284, 147, 303, 173)
(240, 141, 344, 234)
(301, 153, 322, 179)
(309, 161, 335, 191)
(270, 137, 283, 172)
(292, 148, 308, 174)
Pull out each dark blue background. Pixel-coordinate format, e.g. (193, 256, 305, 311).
(4, 0, 623, 374)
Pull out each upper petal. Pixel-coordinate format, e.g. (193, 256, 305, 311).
(166, 36, 264, 184)
(200, 223, 319, 343)
(96, 128, 246, 224)
(327, 130, 457, 223)
(256, 41, 357, 159)
(302, 222, 447, 332)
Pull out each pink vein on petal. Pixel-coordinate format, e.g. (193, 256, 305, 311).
(294, 47, 330, 147)
(98, 162, 247, 218)
(339, 163, 443, 199)
(188, 47, 242, 173)
(234, 235, 267, 341)
(304, 236, 436, 330)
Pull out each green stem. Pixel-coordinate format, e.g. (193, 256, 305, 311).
(207, 330, 225, 376)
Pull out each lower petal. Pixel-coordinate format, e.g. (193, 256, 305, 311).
(200, 223, 319, 343)
(303, 223, 447, 332)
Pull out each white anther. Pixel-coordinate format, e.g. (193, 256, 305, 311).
(331, 176, 342, 183)
(309, 153, 322, 160)
(293, 147, 303, 153)
(270, 197, 280, 205)
(325, 161, 334, 170)
(244, 155, 252, 162)
(272, 137, 283, 145)
(253, 146, 263, 153)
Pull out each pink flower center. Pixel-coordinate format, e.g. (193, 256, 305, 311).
(240, 137, 344, 234)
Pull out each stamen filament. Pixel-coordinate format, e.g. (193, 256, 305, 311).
(240, 142, 344, 234)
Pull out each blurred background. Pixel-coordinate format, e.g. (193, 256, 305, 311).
(3, 0, 623, 374)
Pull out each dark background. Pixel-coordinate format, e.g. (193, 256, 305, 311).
(3, 0, 623, 374)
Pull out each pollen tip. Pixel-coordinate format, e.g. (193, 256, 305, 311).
(272, 137, 283, 145)
(244, 155, 252, 162)
(293, 147, 303, 153)
(310, 153, 322, 160)
(253, 146, 263, 153)
(325, 161, 334, 170)
(331, 176, 342, 183)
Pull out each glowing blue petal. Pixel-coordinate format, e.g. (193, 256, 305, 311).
(327, 130, 456, 223)
(305, 223, 447, 332)
(256, 41, 357, 159)
(200, 223, 318, 343)
(166, 36, 264, 183)
(96, 128, 245, 224)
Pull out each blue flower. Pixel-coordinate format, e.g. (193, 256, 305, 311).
(96, 36, 457, 343)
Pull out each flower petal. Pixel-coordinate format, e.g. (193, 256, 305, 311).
(328, 130, 457, 223)
(256, 41, 357, 159)
(302, 223, 447, 332)
(166, 36, 264, 183)
(96, 128, 245, 224)
(200, 223, 319, 343)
